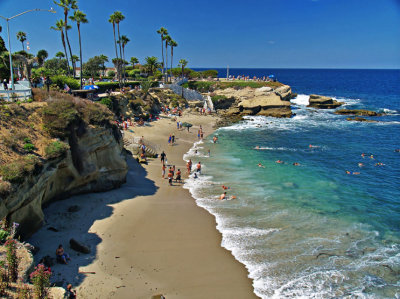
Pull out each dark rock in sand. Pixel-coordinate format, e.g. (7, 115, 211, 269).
(335, 109, 382, 116)
(68, 205, 80, 213)
(307, 94, 343, 109)
(69, 238, 91, 254)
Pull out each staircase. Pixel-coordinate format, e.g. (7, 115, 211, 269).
(123, 137, 158, 157)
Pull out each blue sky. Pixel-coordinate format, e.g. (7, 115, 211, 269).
(0, 0, 399, 69)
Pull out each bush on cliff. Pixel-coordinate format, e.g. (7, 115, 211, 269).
(100, 97, 113, 110)
(42, 99, 79, 138)
(0, 155, 41, 184)
(44, 141, 69, 159)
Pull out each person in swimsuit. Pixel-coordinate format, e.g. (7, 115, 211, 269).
(220, 192, 227, 200)
(56, 244, 70, 264)
(176, 169, 182, 183)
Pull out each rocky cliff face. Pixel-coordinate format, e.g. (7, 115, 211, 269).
(214, 84, 293, 118)
(1, 125, 127, 238)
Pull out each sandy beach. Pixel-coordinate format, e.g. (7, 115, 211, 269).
(28, 112, 257, 299)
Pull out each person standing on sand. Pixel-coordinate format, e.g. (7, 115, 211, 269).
(187, 159, 192, 174)
(66, 284, 76, 298)
(176, 169, 182, 183)
(168, 134, 172, 146)
(172, 133, 175, 144)
(160, 151, 166, 164)
(162, 163, 166, 178)
(168, 170, 173, 185)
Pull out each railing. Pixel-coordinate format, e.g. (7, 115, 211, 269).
(0, 89, 32, 102)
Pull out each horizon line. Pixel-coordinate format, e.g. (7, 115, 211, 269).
(191, 67, 400, 70)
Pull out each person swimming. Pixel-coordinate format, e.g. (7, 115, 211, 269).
(222, 185, 229, 190)
(258, 163, 265, 168)
(220, 192, 227, 200)
(276, 160, 284, 164)
(358, 163, 364, 167)
(293, 162, 300, 166)
(346, 171, 360, 175)
(255, 145, 260, 150)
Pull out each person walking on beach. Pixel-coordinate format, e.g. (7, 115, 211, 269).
(197, 130, 200, 140)
(176, 169, 182, 183)
(160, 151, 166, 164)
(172, 133, 175, 144)
(168, 134, 172, 146)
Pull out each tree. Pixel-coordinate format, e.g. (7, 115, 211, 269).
(36, 49, 48, 66)
(118, 34, 129, 83)
(109, 12, 121, 85)
(13, 50, 36, 80)
(169, 40, 177, 81)
(144, 56, 159, 76)
(157, 27, 168, 80)
(54, 0, 78, 77)
(164, 35, 171, 82)
(55, 51, 65, 60)
(70, 55, 79, 65)
(114, 11, 125, 85)
(44, 57, 68, 75)
(51, 19, 71, 75)
(83, 56, 103, 77)
(16, 31, 27, 51)
(178, 59, 188, 78)
(130, 56, 139, 67)
(0, 36, 10, 80)
(99, 54, 108, 76)
(69, 9, 88, 89)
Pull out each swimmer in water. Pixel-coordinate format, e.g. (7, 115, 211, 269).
(276, 160, 284, 164)
(255, 145, 260, 150)
(346, 171, 360, 175)
(258, 163, 265, 168)
(230, 195, 236, 200)
(193, 173, 198, 179)
(293, 162, 300, 166)
(222, 185, 229, 190)
(361, 153, 366, 158)
(375, 162, 384, 166)
(358, 163, 364, 167)
(370, 155, 374, 159)
(220, 192, 227, 200)
(395, 149, 400, 153)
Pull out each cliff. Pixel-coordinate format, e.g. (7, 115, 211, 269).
(0, 93, 127, 237)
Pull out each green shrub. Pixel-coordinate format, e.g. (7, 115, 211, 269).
(5, 239, 19, 282)
(23, 143, 35, 153)
(0, 230, 9, 242)
(211, 95, 228, 104)
(107, 70, 115, 77)
(41, 99, 78, 137)
(27, 98, 33, 103)
(182, 81, 215, 92)
(23, 138, 31, 144)
(95, 82, 124, 93)
(50, 75, 80, 90)
(44, 141, 69, 159)
(83, 102, 114, 125)
(201, 69, 218, 78)
(0, 155, 41, 184)
(100, 97, 113, 110)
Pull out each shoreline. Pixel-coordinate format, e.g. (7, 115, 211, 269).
(28, 112, 257, 298)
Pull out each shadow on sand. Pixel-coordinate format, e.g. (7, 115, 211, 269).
(27, 156, 158, 289)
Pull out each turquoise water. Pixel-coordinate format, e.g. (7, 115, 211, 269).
(184, 70, 400, 298)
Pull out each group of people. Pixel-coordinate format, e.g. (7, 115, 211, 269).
(347, 152, 387, 174)
(160, 151, 182, 185)
(198, 126, 204, 140)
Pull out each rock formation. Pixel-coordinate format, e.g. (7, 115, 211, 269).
(214, 84, 293, 118)
(335, 109, 382, 116)
(307, 94, 343, 109)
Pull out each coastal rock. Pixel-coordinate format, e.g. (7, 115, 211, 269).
(3, 126, 127, 238)
(214, 84, 293, 118)
(307, 94, 344, 109)
(69, 238, 91, 254)
(346, 117, 378, 123)
(335, 109, 381, 116)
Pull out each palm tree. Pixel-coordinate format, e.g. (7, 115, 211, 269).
(36, 49, 48, 66)
(169, 40, 177, 81)
(118, 35, 129, 83)
(99, 54, 108, 76)
(157, 27, 168, 79)
(178, 59, 188, 78)
(16, 31, 27, 51)
(51, 19, 71, 75)
(69, 9, 88, 89)
(54, 0, 78, 77)
(114, 11, 125, 85)
(55, 51, 65, 60)
(144, 56, 159, 76)
(70, 55, 79, 64)
(130, 57, 138, 67)
(164, 35, 171, 83)
(109, 12, 121, 85)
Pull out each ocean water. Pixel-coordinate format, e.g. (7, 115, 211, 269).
(184, 69, 400, 298)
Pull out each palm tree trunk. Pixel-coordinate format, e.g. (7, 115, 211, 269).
(61, 32, 70, 76)
(170, 47, 173, 82)
(64, 12, 75, 78)
(21, 42, 24, 52)
(165, 43, 168, 83)
(122, 46, 126, 84)
(78, 23, 83, 89)
(117, 23, 123, 86)
(161, 36, 164, 81)
(112, 24, 119, 81)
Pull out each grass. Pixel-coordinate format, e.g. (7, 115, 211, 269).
(0, 155, 41, 184)
(44, 141, 69, 159)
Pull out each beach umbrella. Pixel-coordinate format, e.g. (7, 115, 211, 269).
(182, 122, 193, 128)
(83, 85, 99, 90)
